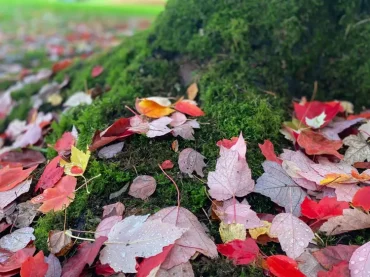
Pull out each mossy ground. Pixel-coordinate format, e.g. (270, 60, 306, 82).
(3, 0, 370, 275)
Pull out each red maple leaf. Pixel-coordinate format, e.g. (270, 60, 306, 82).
(301, 197, 349, 221)
(217, 239, 259, 265)
(297, 130, 343, 159)
(0, 165, 37, 192)
(174, 100, 205, 117)
(294, 100, 342, 127)
(0, 247, 35, 276)
(20, 251, 48, 277)
(34, 156, 64, 192)
(54, 132, 76, 155)
(266, 255, 305, 277)
(258, 140, 282, 164)
(352, 187, 370, 212)
(61, 236, 107, 277)
(136, 244, 174, 277)
(90, 118, 133, 151)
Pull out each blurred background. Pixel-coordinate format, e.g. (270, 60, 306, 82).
(0, 0, 165, 67)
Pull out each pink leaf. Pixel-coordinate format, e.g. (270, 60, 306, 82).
(156, 262, 194, 277)
(208, 147, 254, 200)
(313, 245, 359, 269)
(161, 160, 174, 170)
(95, 216, 122, 239)
(45, 254, 62, 277)
(150, 207, 218, 269)
(178, 148, 206, 177)
(349, 241, 370, 276)
(170, 112, 187, 127)
(318, 261, 350, 277)
(102, 202, 125, 218)
(91, 66, 104, 78)
(270, 213, 314, 259)
(128, 175, 157, 200)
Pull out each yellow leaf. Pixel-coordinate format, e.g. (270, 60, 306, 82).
(249, 221, 273, 239)
(187, 83, 198, 100)
(320, 173, 353, 186)
(47, 93, 63, 106)
(136, 98, 175, 118)
(60, 146, 90, 176)
(219, 222, 246, 243)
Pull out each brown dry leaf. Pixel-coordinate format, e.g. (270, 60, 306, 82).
(6, 201, 40, 228)
(102, 202, 125, 219)
(187, 83, 198, 100)
(172, 140, 179, 152)
(319, 208, 370, 235)
(128, 175, 157, 200)
(48, 230, 73, 256)
(219, 222, 246, 243)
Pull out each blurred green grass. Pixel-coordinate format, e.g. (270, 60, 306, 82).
(0, 0, 164, 28)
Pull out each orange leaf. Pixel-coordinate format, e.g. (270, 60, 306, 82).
(0, 165, 37, 192)
(31, 176, 76, 213)
(136, 98, 174, 118)
(20, 251, 48, 277)
(320, 173, 353, 186)
(52, 59, 73, 73)
(297, 130, 343, 159)
(174, 100, 205, 117)
(54, 132, 76, 155)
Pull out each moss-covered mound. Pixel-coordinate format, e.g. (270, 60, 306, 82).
(4, 0, 370, 275)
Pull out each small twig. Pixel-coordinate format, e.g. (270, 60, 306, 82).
(75, 174, 101, 193)
(193, 174, 207, 184)
(201, 208, 212, 225)
(158, 164, 180, 208)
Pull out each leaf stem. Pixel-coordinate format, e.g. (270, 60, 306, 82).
(158, 164, 180, 208)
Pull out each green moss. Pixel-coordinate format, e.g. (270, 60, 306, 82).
(24, 0, 370, 273)
(34, 212, 64, 251)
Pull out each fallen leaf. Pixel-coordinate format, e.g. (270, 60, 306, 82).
(102, 202, 125, 218)
(218, 200, 262, 229)
(319, 208, 370, 235)
(146, 117, 173, 138)
(0, 247, 35, 276)
(174, 100, 204, 117)
(219, 222, 246, 243)
(91, 66, 104, 78)
(313, 245, 359, 270)
(297, 249, 325, 277)
(249, 221, 272, 239)
(178, 148, 206, 177)
(172, 140, 179, 152)
(52, 59, 73, 73)
(216, 137, 238, 149)
(217, 239, 259, 265)
(318, 261, 350, 277)
(301, 197, 349, 221)
(172, 120, 199, 140)
(34, 156, 64, 191)
(352, 187, 370, 211)
(0, 227, 35, 252)
(294, 101, 341, 128)
(60, 146, 90, 176)
(12, 124, 42, 148)
(334, 184, 360, 202)
(95, 216, 122, 239)
(255, 161, 307, 216)
(0, 179, 32, 209)
(20, 251, 48, 277)
(54, 132, 76, 155)
(63, 92, 92, 108)
(136, 98, 175, 118)
(270, 213, 314, 259)
(45, 254, 62, 277)
(128, 175, 157, 200)
(349, 241, 370, 277)
(47, 93, 63, 106)
(128, 115, 150, 134)
(0, 165, 36, 192)
(322, 118, 364, 140)
(109, 183, 129, 200)
(170, 112, 187, 127)
(31, 176, 77, 213)
(343, 133, 370, 165)
(161, 160, 174, 169)
(187, 83, 198, 100)
(0, 149, 45, 168)
(156, 262, 194, 277)
(266, 255, 305, 277)
(90, 118, 132, 151)
(61, 236, 107, 277)
(136, 245, 174, 277)
(259, 139, 282, 164)
(208, 147, 254, 200)
(48, 230, 73, 255)
(150, 206, 218, 269)
(98, 142, 124, 159)
(99, 214, 186, 273)
(297, 130, 343, 159)
(8, 201, 40, 228)
(95, 262, 116, 277)
(358, 121, 370, 139)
